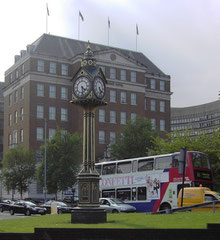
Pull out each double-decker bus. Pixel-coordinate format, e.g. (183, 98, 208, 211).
(95, 151, 213, 212)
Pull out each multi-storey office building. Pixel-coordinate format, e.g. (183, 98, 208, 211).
(171, 100, 220, 136)
(3, 34, 171, 199)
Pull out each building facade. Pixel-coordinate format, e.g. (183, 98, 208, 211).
(171, 100, 220, 136)
(3, 34, 171, 200)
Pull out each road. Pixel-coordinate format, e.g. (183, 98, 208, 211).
(0, 212, 30, 220)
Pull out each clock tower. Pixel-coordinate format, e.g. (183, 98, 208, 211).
(71, 43, 107, 223)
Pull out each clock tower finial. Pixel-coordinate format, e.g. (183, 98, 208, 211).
(81, 41, 96, 67)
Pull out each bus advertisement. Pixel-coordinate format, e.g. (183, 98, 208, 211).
(95, 151, 213, 212)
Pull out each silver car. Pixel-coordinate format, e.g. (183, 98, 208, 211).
(99, 198, 136, 213)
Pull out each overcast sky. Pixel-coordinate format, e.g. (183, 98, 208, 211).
(1, 0, 220, 107)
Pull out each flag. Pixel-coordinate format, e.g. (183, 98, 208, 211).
(108, 17, 110, 28)
(136, 24, 139, 35)
(46, 3, 50, 16)
(79, 11, 84, 21)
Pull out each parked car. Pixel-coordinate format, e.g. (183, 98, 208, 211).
(9, 200, 47, 216)
(40, 200, 74, 214)
(0, 200, 15, 213)
(99, 198, 136, 213)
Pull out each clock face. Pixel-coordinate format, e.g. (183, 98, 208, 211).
(73, 77, 91, 98)
(94, 77, 105, 99)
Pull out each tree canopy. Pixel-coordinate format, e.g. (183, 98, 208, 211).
(110, 116, 156, 159)
(150, 130, 220, 191)
(36, 130, 82, 197)
(1, 145, 36, 199)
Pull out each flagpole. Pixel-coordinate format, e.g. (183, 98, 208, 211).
(46, 6, 48, 33)
(108, 17, 110, 46)
(78, 13, 80, 40)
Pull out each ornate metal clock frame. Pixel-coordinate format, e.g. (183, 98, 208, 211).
(70, 43, 107, 223)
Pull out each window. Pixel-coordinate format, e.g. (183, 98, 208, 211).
(37, 105, 44, 119)
(110, 131, 116, 144)
(20, 86, 24, 99)
(155, 155, 172, 170)
(160, 119, 165, 131)
(137, 187, 147, 200)
(49, 128, 56, 139)
(131, 113, 137, 121)
(20, 107, 24, 120)
(37, 60, 44, 72)
(117, 161, 131, 174)
(110, 110, 116, 124)
(131, 93, 137, 105)
(8, 134, 12, 146)
(151, 118, 156, 130)
(61, 64, 68, 76)
(110, 67, 116, 79)
(22, 64, 25, 75)
(131, 71, 136, 82)
(120, 91, 127, 104)
(49, 85, 56, 98)
(14, 90, 18, 103)
(99, 109, 105, 123)
(61, 108, 68, 121)
(138, 158, 154, 171)
(49, 107, 56, 120)
(14, 111, 18, 124)
(37, 127, 44, 141)
(150, 79, 156, 89)
(99, 130, 105, 144)
(116, 188, 131, 201)
(110, 90, 116, 103)
(160, 80, 165, 91)
(16, 70, 19, 79)
(120, 112, 126, 125)
(151, 99, 156, 111)
(160, 101, 165, 112)
(49, 62, 56, 74)
(120, 69, 126, 81)
(37, 83, 44, 97)
(9, 94, 12, 106)
(102, 163, 116, 175)
(61, 87, 68, 100)
(13, 130, 17, 144)
(9, 114, 12, 126)
(20, 129, 23, 143)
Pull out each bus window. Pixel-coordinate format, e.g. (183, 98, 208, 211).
(132, 187, 136, 201)
(102, 189, 115, 198)
(102, 163, 116, 175)
(155, 156, 172, 170)
(96, 165, 102, 175)
(132, 160, 137, 172)
(117, 161, 131, 174)
(191, 152, 211, 169)
(116, 188, 131, 201)
(138, 158, 154, 171)
(137, 187, 147, 200)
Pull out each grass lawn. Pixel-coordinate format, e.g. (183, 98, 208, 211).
(0, 211, 220, 233)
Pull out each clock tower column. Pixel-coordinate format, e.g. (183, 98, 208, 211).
(71, 43, 107, 223)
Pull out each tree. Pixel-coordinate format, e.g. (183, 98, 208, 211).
(36, 130, 82, 197)
(1, 145, 36, 199)
(150, 130, 220, 191)
(110, 116, 157, 159)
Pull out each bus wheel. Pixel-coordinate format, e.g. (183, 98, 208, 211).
(159, 203, 171, 211)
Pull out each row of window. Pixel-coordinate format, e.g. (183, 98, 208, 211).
(8, 106, 68, 127)
(8, 128, 67, 146)
(37, 84, 68, 99)
(9, 87, 24, 106)
(150, 78, 166, 91)
(37, 60, 68, 76)
(100, 66, 137, 82)
(98, 119, 166, 145)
